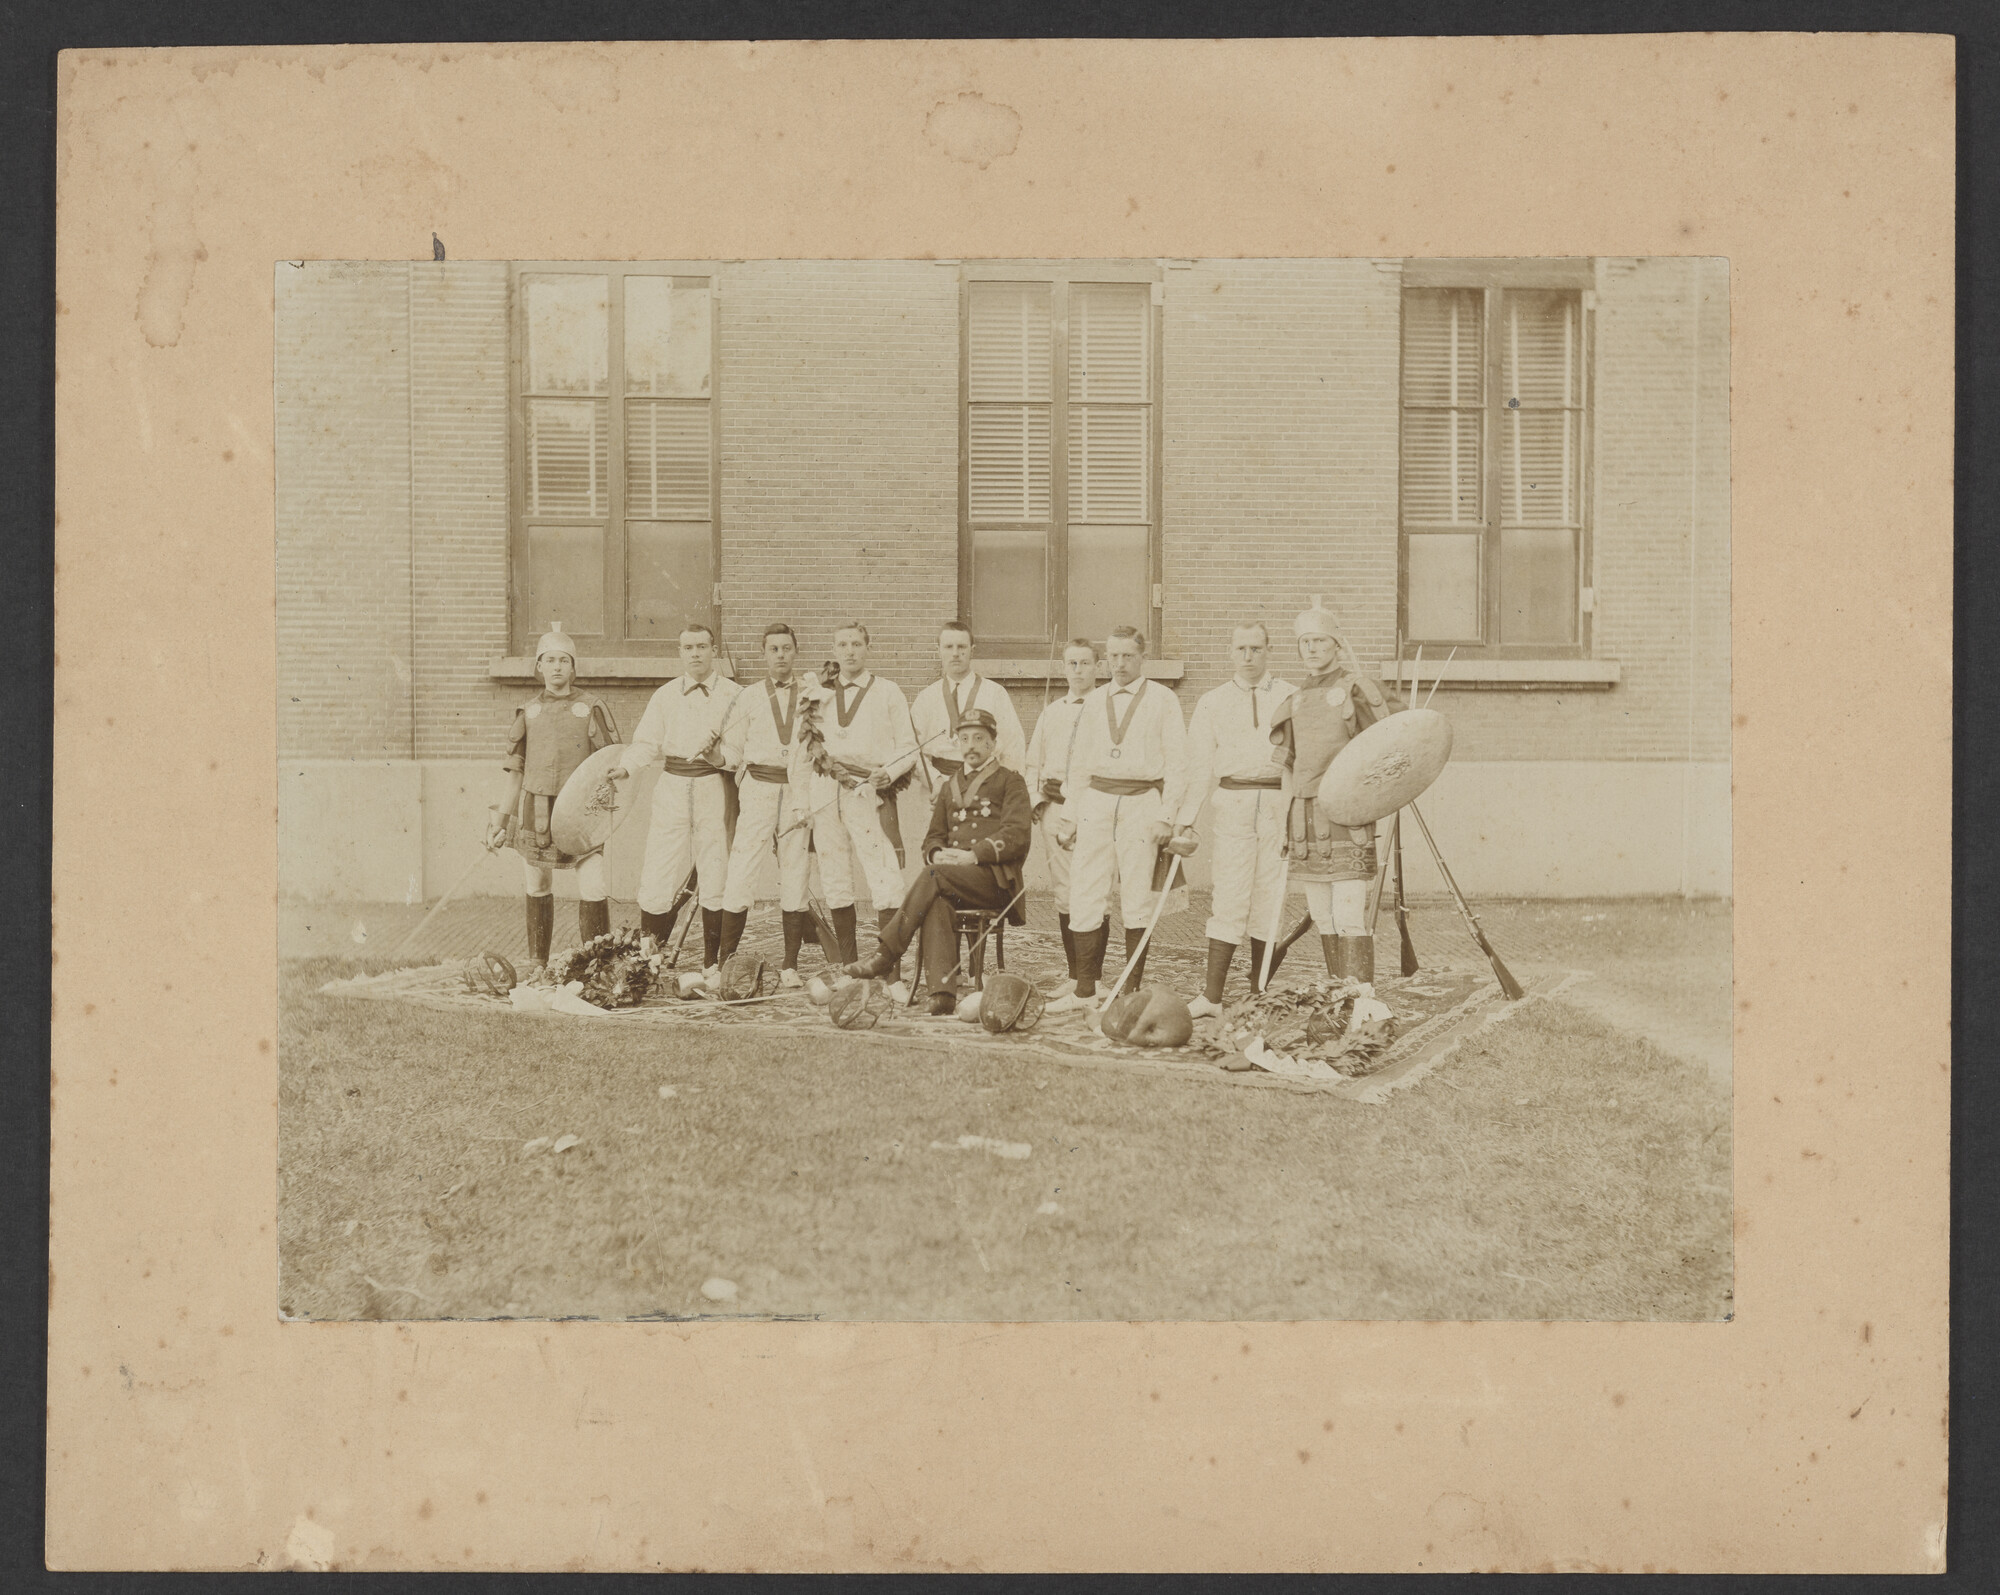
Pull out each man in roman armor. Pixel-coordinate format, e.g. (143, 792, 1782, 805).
(1181, 621, 1296, 1017)
(609, 621, 741, 986)
(841, 709, 1032, 1017)
(1267, 598, 1392, 981)
(712, 622, 850, 988)
(489, 624, 622, 970)
(1044, 625, 1191, 1014)
(909, 618, 1027, 784)
(814, 621, 921, 1004)
(1022, 637, 1099, 994)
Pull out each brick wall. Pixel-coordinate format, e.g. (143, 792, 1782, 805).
(278, 256, 1730, 776)
(275, 261, 413, 761)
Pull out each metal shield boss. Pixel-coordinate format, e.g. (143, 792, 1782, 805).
(1316, 707, 1455, 827)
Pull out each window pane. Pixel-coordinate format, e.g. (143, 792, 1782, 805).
(627, 521, 713, 640)
(971, 526, 1047, 639)
(625, 401, 710, 518)
(1069, 406, 1148, 522)
(526, 525, 605, 638)
(969, 406, 1052, 520)
(1501, 528, 1577, 645)
(1068, 524, 1148, 646)
(1400, 408, 1481, 523)
(1503, 290, 1580, 408)
(1402, 289, 1483, 406)
(625, 276, 711, 397)
(1502, 408, 1577, 527)
(1408, 533, 1482, 642)
(527, 398, 608, 518)
(968, 282, 1053, 402)
(524, 274, 608, 394)
(1070, 283, 1150, 402)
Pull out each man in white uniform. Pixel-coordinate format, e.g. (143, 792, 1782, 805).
(713, 622, 849, 987)
(1022, 637, 1098, 992)
(816, 621, 920, 1002)
(909, 619, 1026, 784)
(1045, 625, 1190, 1012)
(1180, 622, 1296, 1017)
(611, 622, 741, 983)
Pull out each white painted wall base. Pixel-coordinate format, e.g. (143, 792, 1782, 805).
(278, 759, 1731, 903)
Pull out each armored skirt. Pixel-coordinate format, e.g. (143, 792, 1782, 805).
(1269, 670, 1386, 884)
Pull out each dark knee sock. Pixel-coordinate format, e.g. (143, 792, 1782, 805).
(577, 897, 610, 946)
(1058, 911, 1076, 978)
(639, 906, 679, 947)
(831, 904, 858, 965)
(1203, 938, 1234, 1003)
(1321, 934, 1343, 978)
(526, 894, 554, 965)
(781, 910, 806, 969)
(701, 908, 722, 968)
(1123, 925, 1150, 989)
(1074, 923, 1108, 997)
(877, 908, 904, 982)
(716, 908, 748, 963)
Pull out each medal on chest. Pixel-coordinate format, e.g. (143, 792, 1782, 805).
(1108, 746, 1121, 759)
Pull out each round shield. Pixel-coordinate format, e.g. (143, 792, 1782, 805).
(549, 743, 639, 859)
(1317, 708, 1454, 826)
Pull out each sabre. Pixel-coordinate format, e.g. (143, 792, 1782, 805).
(393, 836, 502, 960)
(774, 727, 960, 840)
(928, 880, 1031, 1000)
(1422, 647, 1457, 710)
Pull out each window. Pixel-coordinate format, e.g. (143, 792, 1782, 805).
(510, 264, 718, 656)
(960, 265, 1161, 654)
(1400, 264, 1593, 654)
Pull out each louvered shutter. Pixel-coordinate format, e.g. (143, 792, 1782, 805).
(621, 276, 714, 641)
(1066, 283, 1151, 640)
(967, 282, 1054, 638)
(1498, 289, 1581, 643)
(522, 274, 611, 638)
(1401, 288, 1484, 642)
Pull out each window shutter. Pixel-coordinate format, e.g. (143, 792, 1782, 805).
(967, 282, 1054, 522)
(624, 402, 710, 518)
(1400, 289, 1482, 524)
(527, 399, 609, 518)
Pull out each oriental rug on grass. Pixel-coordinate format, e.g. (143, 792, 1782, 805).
(318, 923, 1584, 1102)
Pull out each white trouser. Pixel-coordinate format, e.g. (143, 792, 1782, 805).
(522, 853, 607, 900)
(636, 771, 732, 913)
(1039, 799, 1073, 903)
(1304, 878, 1370, 936)
(822, 782, 906, 911)
(1205, 785, 1288, 945)
(721, 776, 812, 913)
(1068, 785, 1166, 934)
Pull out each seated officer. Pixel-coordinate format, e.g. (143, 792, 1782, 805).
(841, 708, 1031, 1016)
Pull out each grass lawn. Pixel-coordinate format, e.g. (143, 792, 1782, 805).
(279, 956, 1732, 1323)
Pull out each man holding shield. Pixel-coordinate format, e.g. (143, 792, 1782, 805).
(1267, 599, 1392, 982)
(488, 624, 622, 970)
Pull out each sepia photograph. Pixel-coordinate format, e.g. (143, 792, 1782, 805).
(276, 253, 1732, 1324)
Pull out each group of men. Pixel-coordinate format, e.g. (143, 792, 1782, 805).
(496, 601, 1392, 1020)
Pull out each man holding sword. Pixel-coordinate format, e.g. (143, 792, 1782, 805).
(1044, 625, 1191, 1014)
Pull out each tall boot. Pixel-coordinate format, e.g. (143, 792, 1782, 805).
(1321, 934, 1345, 979)
(577, 897, 611, 947)
(716, 908, 749, 963)
(877, 908, 904, 985)
(1058, 911, 1077, 979)
(1122, 925, 1151, 990)
(1202, 939, 1235, 1003)
(830, 904, 858, 965)
(701, 908, 723, 971)
(639, 906, 679, 949)
(525, 894, 554, 966)
(1339, 933, 1374, 985)
(781, 910, 807, 970)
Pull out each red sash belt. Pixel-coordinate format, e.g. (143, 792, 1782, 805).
(746, 763, 789, 784)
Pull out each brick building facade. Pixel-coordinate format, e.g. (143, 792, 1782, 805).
(277, 257, 1729, 904)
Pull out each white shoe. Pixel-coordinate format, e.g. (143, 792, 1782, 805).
(884, 981, 912, 1007)
(1187, 995, 1223, 1020)
(779, 967, 803, 990)
(676, 972, 706, 998)
(1052, 978, 1078, 999)
(701, 964, 721, 993)
(1043, 991, 1096, 1015)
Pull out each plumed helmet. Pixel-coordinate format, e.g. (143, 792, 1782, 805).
(828, 978, 880, 1030)
(462, 950, 518, 997)
(1293, 594, 1342, 643)
(978, 972, 1045, 1034)
(717, 952, 767, 1002)
(536, 623, 578, 663)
